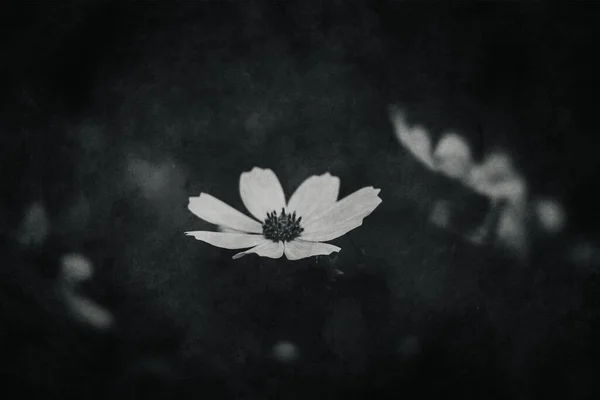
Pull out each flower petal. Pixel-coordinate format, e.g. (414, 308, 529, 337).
(217, 226, 246, 234)
(286, 173, 340, 220)
(468, 153, 516, 191)
(433, 132, 473, 179)
(232, 240, 284, 259)
(534, 198, 566, 234)
(301, 187, 382, 242)
(239, 167, 286, 221)
(496, 204, 528, 257)
(471, 175, 527, 205)
(389, 107, 435, 170)
(467, 152, 528, 205)
(185, 231, 268, 249)
(301, 217, 364, 243)
(64, 291, 115, 331)
(188, 193, 263, 233)
(284, 240, 341, 260)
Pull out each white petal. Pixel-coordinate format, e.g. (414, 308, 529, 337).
(468, 152, 516, 192)
(389, 107, 435, 170)
(286, 173, 340, 220)
(188, 193, 263, 233)
(496, 205, 528, 257)
(467, 152, 527, 204)
(64, 291, 114, 331)
(185, 231, 268, 249)
(239, 167, 287, 221)
(284, 240, 341, 260)
(475, 176, 527, 205)
(217, 226, 246, 234)
(301, 187, 382, 242)
(232, 240, 284, 259)
(301, 218, 364, 243)
(60, 253, 94, 285)
(534, 198, 566, 234)
(433, 132, 473, 179)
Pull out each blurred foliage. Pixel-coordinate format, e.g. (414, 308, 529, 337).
(1, 1, 600, 399)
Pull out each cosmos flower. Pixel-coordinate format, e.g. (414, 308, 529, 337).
(186, 167, 382, 260)
(389, 106, 566, 256)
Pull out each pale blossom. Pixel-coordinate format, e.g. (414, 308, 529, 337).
(390, 106, 567, 256)
(59, 253, 115, 331)
(186, 167, 382, 260)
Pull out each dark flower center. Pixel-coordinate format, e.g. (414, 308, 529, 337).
(262, 208, 304, 242)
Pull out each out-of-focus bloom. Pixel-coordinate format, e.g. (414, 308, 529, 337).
(186, 167, 382, 260)
(59, 253, 115, 331)
(60, 253, 94, 284)
(390, 106, 566, 257)
(533, 198, 566, 234)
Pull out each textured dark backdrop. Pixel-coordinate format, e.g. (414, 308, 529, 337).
(1, 2, 600, 399)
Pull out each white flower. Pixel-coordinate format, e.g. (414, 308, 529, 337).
(59, 253, 115, 331)
(185, 167, 382, 260)
(390, 106, 566, 257)
(533, 198, 566, 234)
(389, 106, 526, 203)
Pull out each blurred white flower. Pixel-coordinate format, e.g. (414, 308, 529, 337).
(186, 167, 382, 260)
(433, 133, 473, 179)
(60, 253, 94, 284)
(59, 253, 115, 331)
(15, 202, 115, 331)
(390, 106, 566, 257)
(534, 198, 567, 234)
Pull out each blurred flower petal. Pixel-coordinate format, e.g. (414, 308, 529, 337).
(389, 107, 435, 170)
(64, 291, 114, 331)
(469, 152, 516, 188)
(433, 132, 473, 179)
(232, 240, 284, 259)
(188, 193, 262, 233)
(534, 198, 566, 234)
(286, 173, 340, 220)
(468, 152, 527, 204)
(185, 231, 268, 249)
(301, 187, 382, 241)
(496, 205, 528, 257)
(485, 178, 527, 204)
(284, 240, 341, 260)
(60, 253, 94, 284)
(240, 167, 286, 221)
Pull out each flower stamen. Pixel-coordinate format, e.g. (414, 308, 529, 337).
(262, 208, 304, 242)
